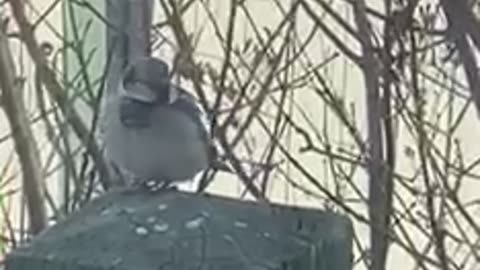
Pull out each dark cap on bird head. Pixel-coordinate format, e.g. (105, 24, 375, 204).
(121, 57, 174, 103)
(123, 57, 170, 89)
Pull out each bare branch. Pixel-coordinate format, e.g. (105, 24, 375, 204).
(0, 19, 47, 235)
(351, 1, 390, 269)
(7, 0, 112, 189)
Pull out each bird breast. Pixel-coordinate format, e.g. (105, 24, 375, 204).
(103, 97, 209, 182)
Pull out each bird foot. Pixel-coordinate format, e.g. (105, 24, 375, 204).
(141, 180, 178, 192)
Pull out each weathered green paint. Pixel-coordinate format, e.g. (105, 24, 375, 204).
(6, 190, 353, 270)
(59, 0, 107, 208)
(63, 0, 106, 85)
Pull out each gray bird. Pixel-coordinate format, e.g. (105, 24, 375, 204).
(103, 57, 213, 190)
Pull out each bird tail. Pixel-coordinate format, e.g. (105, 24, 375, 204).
(210, 159, 233, 173)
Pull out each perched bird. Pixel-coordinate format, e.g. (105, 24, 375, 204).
(103, 57, 213, 190)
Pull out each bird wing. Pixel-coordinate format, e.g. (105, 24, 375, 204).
(168, 86, 232, 173)
(168, 86, 226, 165)
(169, 86, 211, 140)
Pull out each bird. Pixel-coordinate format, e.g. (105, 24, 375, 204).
(102, 57, 213, 190)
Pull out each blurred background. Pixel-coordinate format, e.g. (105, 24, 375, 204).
(0, 0, 479, 269)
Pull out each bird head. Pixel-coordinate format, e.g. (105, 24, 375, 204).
(120, 57, 177, 104)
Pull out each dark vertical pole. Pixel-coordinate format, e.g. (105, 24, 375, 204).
(105, 0, 128, 97)
(127, 1, 153, 61)
(105, 0, 153, 96)
(102, 0, 153, 186)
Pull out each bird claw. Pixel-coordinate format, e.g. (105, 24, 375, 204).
(141, 180, 178, 192)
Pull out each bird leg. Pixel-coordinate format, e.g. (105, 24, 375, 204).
(141, 179, 178, 192)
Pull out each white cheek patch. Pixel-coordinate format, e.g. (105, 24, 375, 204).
(122, 82, 157, 103)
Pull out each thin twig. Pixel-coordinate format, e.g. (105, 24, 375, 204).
(0, 20, 47, 235)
